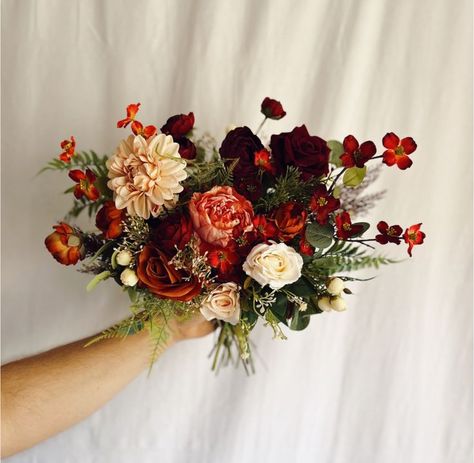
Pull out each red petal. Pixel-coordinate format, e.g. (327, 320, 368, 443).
(131, 120, 143, 135)
(117, 118, 130, 128)
(382, 132, 400, 149)
(396, 155, 413, 170)
(375, 234, 389, 244)
(382, 150, 397, 166)
(360, 140, 376, 158)
(340, 153, 355, 168)
(85, 169, 97, 183)
(401, 137, 417, 154)
(85, 185, 100, 201)
(59, 152, 71, 162)
(343, 135, 359, 154)
(126, 103, 141, 119)
(73, 185, 84, 199)
(143, 125, 157, 138)
(68, 169, 85, 182)
(377, 221, 388, 233)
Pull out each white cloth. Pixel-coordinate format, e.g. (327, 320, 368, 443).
(2, 0, 472, 462)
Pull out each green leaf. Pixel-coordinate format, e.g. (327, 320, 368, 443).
(305, 223, 334, 249)
(289, 310, 310, 331)
(86, 270, 111, 292)
(287, 277, 316, 298)
(270, 292, 289, 325)
(327, 140, 344, 167)
(343, 166, 367, 187)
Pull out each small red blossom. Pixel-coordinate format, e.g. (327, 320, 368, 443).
(375, 221, 403, 245)
(335, 211, 365, 240)
(299, 230, 314, 256)
(130, 120, 157, 139)
(254, 149, 276, 174)
(253, 215, 278, 240)
(340, 135, 377, 168)
(261, 97, 286, 120)
(68, 168, 100, 201)
(207, 244, 241, 275)
(382, 132, 417, 170)
(117, 103, 141, 128)
(403, 223, 425, 257)
(59, 136, 76, 162)
(309, 185, 340, 225)
(161, 113, 195, 138)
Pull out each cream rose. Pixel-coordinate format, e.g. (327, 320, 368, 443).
(243, 241, 303, 290)
(200, 283, 241, 325)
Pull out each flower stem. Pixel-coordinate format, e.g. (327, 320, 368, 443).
(328, 168, 346, 194)
(255, 116, 267, 135)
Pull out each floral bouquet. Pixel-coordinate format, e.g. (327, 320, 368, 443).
(43, 98, 425, 372)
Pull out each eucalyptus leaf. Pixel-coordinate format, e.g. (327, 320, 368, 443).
(343, 166, 367, 187)
(270, 292, 289, 325)
(351, 221, 370, 238)
(305, 222, 334, 249)
(327, 140, 344, 167)
(289, 310, 310, 331)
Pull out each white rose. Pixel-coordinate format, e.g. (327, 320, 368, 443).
(120, 268, 138, 287)
(116, 250, 133, 266)
(327, 277, 345, 296)
(243, 241, 303, 290)
(200, 282, 241, 325)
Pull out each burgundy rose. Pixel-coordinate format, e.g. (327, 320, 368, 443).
(161, 112, 195, 138)
(261, 97, 286, 120)
(152, 212, 193, 254)
(219, 126, 264, 178)
(270, 125, 330, 180)
(176, 137, 197, 160)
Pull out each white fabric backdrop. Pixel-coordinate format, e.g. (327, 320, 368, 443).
(2, 0, 472, 462)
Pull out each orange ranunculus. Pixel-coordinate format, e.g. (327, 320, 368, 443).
(136, 245, 201, 302)
(272, 202, 307, 241)
(95, 201, 126, 239)
(188, 186, 254, 248)
(44, 223, 84, 265)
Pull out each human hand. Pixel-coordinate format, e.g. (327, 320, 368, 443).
(166, 312, 217, 344)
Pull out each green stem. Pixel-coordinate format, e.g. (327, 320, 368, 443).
(255, 116, 267, 135)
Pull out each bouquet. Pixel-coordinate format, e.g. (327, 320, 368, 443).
(43, 98, 425, 372)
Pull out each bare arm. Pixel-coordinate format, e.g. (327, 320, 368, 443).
(1, 314, 215, 458)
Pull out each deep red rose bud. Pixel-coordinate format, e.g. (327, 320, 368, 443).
(382, 132, 417, 170)
(161, 112, 195, 138)
(403, 223, 425, 257)
(335, 211, 365, 240)
(340, 135, 377, 168)
(96, 201, 126, 239)
(375, 221, 403, 245)
(261, 97, 286, 120)
(176, 137, 197, 160)
(309, 185, 340, 225)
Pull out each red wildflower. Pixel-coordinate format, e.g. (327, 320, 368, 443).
(44, 223, 84, 265)
(261, 97, 286, 120)
(340, 135, 377, 168)
(382, 132, 417, 170)
(335, 211, 365, 240)
(207, 244, 241, 275)
(130, 120, 157, 139)
(309, 185, 340, 225)
(68, 168, 100, 201)
(117, 103, 141, 128)
(253, 215, 278, 240)
(403, 223, 425, 257)
(375, 221, 403, 245)
(254, 149, 276, 174)
(59, 136, 76, 162)
(299, 229, 314, 256)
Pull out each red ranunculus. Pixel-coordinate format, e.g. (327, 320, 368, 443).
(403, 223, 425, 256)
(340, 135, 377, 168)
(270, 125, 330, 180)
(96, 201, 126, 239)
(272, 202, 307, 242)
(382, 132, 417, 170)
(152, 212, 193, 254)
(176, 137, 197, 160)
(261, 97, 286, 120)
(59, 136, 76, 162)
(45, 223, 84, 265)
(375, 221, 403, 245)
(117, 103, 141, 128)
(68, 168, 100, 201)
(161, 112, 195, 138)
(309, 185, 340, 225)
(335, 211, 364, 240)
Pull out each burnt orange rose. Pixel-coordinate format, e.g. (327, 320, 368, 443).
(45, 223, 84, 265)
(96, 201, 126, 239)
(136, 244, 201, 301)
(188, 186, 254, 247)
(272, 202, 307, 241)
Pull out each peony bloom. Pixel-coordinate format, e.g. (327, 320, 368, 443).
(261, 97, 286, 120)
(335, 211, 364, 240)
(69, 168, 100, 201)
(200, 282, 241, 325)
(271, 202, 307, 241)
(59, 136, 76, 162)
(375, 221, 403, 245)
(107, 134, 187, 219)
(403, 223, 425, 257)
(188, 186, 254, 248)
(340, 135, 377, 168)
(45, 223, 84, 265)
(382, 132, 417, 170)
(309, 185, 340, 225)
(95, 201, 126, 239)
(243, 241, 303, 290)
(136, 244, 201, 301)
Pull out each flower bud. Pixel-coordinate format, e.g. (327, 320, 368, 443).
(327, 277, 345, 296)
(116, 249, 133, 266)
(317, 296, 332, 312)
(330, 296, 347, 312)
(225, 124, 237, 134)
(120, 268, 138, 287)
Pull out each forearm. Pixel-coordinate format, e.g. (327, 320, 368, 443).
(1, 329, 168, 458)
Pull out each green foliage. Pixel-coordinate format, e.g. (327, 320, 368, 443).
(305, 222, 334, 249)
(343, 166, 367, 187)
(39, 150, 109, 177)
(327, 140, 344, 167)
(183, 157, 238, 193)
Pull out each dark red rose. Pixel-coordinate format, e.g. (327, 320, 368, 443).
(176, 137, 196, 160)
(219, 126, 264, 178)
(271, 202, 307, 241)
(161, 112, 195, 138)
(152, 212, 193, 254)
(96, 201, 126, 239)
(261, 97, 286, 120)
(270, 125, 330, 180)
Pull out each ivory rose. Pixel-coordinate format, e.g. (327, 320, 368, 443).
(243, 241, 303, 290)
(200, 283, 241, 325)
(188, 186, 254, 247)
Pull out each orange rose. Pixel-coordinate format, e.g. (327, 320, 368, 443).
(272, 202, 307, 241)
(136, 245, 201, 301)
(44, 223, 84, 265)
(96, 201, 126, 239)
(188, 186, 254, 247)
